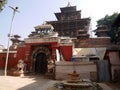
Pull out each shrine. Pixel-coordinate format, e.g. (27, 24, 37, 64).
(0, 3, 120, 83)
(94, 25, 109, 37)
(0, 22, 73, 76)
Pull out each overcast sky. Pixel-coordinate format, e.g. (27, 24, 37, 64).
(0, 0, 120, 47)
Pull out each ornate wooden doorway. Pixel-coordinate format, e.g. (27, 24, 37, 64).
(31, 47, 51, 74)
(35, 53, 47, 74)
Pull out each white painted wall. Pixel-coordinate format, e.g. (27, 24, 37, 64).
(55, 61, 97, 81)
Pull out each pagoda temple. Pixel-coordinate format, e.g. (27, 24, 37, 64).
(47, 2, 90, 39)
(94, 25, 109, 37)
(10, 35, 22, 50)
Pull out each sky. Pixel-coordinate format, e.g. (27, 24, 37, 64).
(0, 0, 120, 48)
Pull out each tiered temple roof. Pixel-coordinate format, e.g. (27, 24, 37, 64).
(47, 3, 90, 38)
(76, 29, 89, 39)
(94, 25, 109, 37)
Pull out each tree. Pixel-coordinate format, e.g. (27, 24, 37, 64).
(0, 0, 7, 12)
(96, 12, 119, 43)
(97, 12, 119, 28)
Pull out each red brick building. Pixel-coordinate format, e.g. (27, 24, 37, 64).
(0, 24, 72, 74)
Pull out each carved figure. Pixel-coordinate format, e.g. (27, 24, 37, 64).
(17, 59, 25, 73)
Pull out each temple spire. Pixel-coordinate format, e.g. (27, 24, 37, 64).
(67, 1, 71, 7)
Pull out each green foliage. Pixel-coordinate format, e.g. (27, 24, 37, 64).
(96, 12, 119, 43)
(0, 0, 7, 12)
(97, 12, 119, 28)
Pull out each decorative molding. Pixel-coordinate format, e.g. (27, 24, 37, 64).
(25, 37, 59, 43)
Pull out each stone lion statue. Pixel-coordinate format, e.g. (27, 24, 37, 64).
(17, 59, 25, 73)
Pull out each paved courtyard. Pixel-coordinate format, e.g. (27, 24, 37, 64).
(0, 75, 56, 90)
(0, 70, 120, 90)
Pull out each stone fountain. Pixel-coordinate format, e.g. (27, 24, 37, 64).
(67, 70, 80, 83)
(52, 69, 102, 90)
(62, 70, 91, 90)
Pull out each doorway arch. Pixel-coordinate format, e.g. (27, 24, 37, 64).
(31, 47, 51, 74)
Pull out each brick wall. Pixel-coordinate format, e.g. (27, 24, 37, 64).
(73, 37, 113, 48)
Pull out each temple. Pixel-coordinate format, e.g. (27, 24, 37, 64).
(0, 23, 72, 75)
(94, 25, 109, 37)
(0, 3, 120, 82)
(47, 3, 90, 39)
